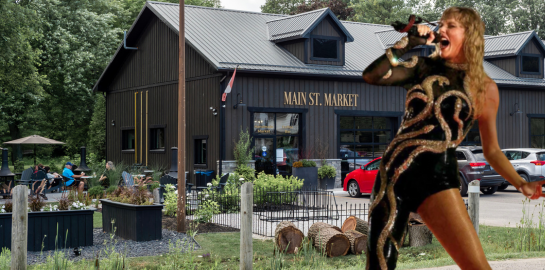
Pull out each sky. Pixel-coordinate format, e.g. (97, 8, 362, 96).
(221, 0, 265, 12)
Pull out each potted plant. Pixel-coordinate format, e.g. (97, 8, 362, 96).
(292, 159, 318, 189)
(100, 177, 163, 241)
(318, 164, 337, 190)
(0, 191, 95, 251)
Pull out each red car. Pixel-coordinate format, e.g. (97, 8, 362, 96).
(343, 157, 382, 197)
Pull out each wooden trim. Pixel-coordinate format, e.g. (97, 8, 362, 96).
(520, 53, 542, 75)
(309, 35, 342, 62)
(193, 135, 209, 167)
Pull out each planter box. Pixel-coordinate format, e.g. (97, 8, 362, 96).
(0, 208, 95, 251)
(100, 199, 163, 241)
(319, 177, 336, 190)
(292, 167, 318, 189)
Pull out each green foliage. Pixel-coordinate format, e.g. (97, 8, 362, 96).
(0, 248, 10, 270)
(318, 164, 336, 179)
(106, 184, 154, 205)
(234, 165, 256, 182)
(253, 172, 303, 205)
(89, 186, 105, 199)
(106, 185, 117, 194)
(292, 0, 354, 20)
(88, 94, 107, 162)
(157, 240, 199, 270)
(350, 0, 412, 25)
(14, 159, 25, 173)
(163, 184, 178, 217)
(301, 159, 316, 167)
(194, 200, 220, 223)
(234, 129, 254, 168)
(261, 0, 306, 14)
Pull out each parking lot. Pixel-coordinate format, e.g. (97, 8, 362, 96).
(332, 185, 545, 227)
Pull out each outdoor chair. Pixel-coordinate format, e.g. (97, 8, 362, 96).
(196, 173, 228, 192)
(121, 171, 135, 187)
(158, 174, 193, 203)
(30, 170, 47, 195)
(16, 167, 34, 186)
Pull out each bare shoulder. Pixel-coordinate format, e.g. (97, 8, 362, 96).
(484, 77, 499, 103)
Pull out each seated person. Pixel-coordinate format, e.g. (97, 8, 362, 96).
(44, 166, 60, 180)
(99, 161, 115, 187)
(33, 166, 62, 200)
(62, 162, 85, 192)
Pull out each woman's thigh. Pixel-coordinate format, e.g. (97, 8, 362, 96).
(417, 188, 491, 270)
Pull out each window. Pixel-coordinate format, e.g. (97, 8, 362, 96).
(194, 138, 207, 166)
(365, 160, 381, 171)
(456, 151, 467, 160)
(312, 38, 338, 59)
(504, 151, 522, 160)
(522, 56, 540, 73)
(531, 118, 545, 148)
(122, 129, 135, 150)
(150, 128, 165, 150)
(522, 152, 531, 159)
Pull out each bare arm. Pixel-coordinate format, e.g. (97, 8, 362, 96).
(479, 79, 544, 198)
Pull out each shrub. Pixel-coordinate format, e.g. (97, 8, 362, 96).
(164, 184, 178, 217)
(106, 184, 154, 206)
(234, 165, 255, 181)
(1, 201, 12, 213)
(194, 200, 220, 223)
(302, 159, 316, 167)
(0, 248, 10, 270)
(253, 172, 304, 205)
(234, 129, 254, 168)
(88, 186, 105, 199)
(29, 194, 46, 212)
(318, 165, 336, 179)
(105, 186, 117, 194)
(14, 159, 24, 173)
(293, 161, 303, 168)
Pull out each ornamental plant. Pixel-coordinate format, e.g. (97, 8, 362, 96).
(301, 159, 317, 167)
(163, 184, 178, 217)
(194, 200, 220, 223)
(293, 161, 303, 168)
(318, 165, 336, 179)
(253, 172, 303, 206)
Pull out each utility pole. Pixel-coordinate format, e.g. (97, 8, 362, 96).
(177, 0, 186, 233)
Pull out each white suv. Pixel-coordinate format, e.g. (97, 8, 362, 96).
(499, 148, 545, 190)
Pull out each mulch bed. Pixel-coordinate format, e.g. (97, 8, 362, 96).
(162, 215, 240, 233)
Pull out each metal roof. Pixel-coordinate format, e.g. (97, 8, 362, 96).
(484, 31, 534, 57)
(266, 8, 354, 42)
(95, 2, 545, 90)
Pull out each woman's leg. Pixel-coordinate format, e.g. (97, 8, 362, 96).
(417, 188, 491, 270)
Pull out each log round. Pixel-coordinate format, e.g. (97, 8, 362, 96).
(307, 222, 342, 244)
(341, 216, 369, 235)
(408, 224, 432, 247)
(274, 221, 304, 254)
(314, 227, 350, 257)
(344, 230, 367, 255)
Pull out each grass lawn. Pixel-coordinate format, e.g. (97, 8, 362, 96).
(93, 212, 102, 228)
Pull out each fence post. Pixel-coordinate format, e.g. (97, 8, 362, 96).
(240, 182, 253, 270)
(11, 185, 28, 270)
(153, 188, 160, 204)
(468, 180, 480, 235)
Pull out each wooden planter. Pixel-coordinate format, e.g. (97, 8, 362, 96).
(319, 177, 336, 190)
(0, 208, 95, 251)
(292, 167, 318, 189)
(100, 199, 163, 241)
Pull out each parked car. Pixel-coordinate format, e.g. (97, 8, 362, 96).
(498, 148, 545, 190)
(342, 146, 505, 198)
(456, 146, 505, 196)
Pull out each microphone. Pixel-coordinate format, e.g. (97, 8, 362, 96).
(391, 20, 442, 44)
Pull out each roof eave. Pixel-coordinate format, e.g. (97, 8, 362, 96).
(301, 9, 354, 42)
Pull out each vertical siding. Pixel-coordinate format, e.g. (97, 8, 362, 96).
(224, 75, 406, 160)
(519, 40, 544, 79)
(311, 18, 341, 37)
(105, 13, 219, 184)
(281, 41, 305, 63)
(487, 57, 516, 76)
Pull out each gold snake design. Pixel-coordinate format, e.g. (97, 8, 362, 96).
(368, 75, 474, 270)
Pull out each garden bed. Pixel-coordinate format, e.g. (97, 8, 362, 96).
(100, 199, 163, 242)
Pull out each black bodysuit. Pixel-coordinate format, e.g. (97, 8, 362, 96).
(362, 34, 475, 270)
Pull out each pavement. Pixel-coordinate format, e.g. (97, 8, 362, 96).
(419, 257, 545, 270)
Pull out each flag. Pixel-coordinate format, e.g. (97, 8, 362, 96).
(222, 67, 237, 102)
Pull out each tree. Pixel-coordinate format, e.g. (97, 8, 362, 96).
(0, 0, 46, 162)
(350, 0, 412, 25)
(292, 0, 354, 20)
(261, 0, 306, 14)
(511, 0, 545, 39)
(88, 93, 106, 162)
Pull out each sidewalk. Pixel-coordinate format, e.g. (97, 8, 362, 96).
(419, 257, 545, 269)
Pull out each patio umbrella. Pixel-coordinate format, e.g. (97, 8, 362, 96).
(3, 135, 65, 166)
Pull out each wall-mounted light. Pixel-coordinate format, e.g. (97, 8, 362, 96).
(233, 93, 246, 109)
(111, 120, 115, 126)
(510, 103, 523, 116)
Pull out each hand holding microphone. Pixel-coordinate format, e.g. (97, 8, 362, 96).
(391, 15, 441, 45)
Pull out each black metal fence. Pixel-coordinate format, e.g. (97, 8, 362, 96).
(185, 187, 470, 238)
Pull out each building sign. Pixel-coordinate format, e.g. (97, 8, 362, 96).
(283, 92, 359, 107)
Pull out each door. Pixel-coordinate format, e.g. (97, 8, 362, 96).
(254, 137, 276, 175)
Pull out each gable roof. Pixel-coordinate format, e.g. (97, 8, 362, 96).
(94, 2, 545, 91)
(484, 31, 545, 58)
(266, 8, 354, 43)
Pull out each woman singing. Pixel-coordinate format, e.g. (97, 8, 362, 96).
(362, 7, 545, 270)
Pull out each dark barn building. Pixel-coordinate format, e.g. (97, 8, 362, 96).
(94, 2, 545, 186)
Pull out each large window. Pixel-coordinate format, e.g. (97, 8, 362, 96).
(150, 127, 165, 150)
(122, 129, 135, 150)
(312, 37, 338, 60)
(522, 55, 540, 73)
(339, 116, 395, 179)
(194, 137, 207, 166)
(252, 112, 301, 176)
(531, 118, 545, 148)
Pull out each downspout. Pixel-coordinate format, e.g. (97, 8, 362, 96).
(219, 75, 226, 177)
(124, 31, 138, 50)
(104, 92, 107, 163)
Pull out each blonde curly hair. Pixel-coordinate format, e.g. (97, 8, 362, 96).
(434, 7, 487, 117)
